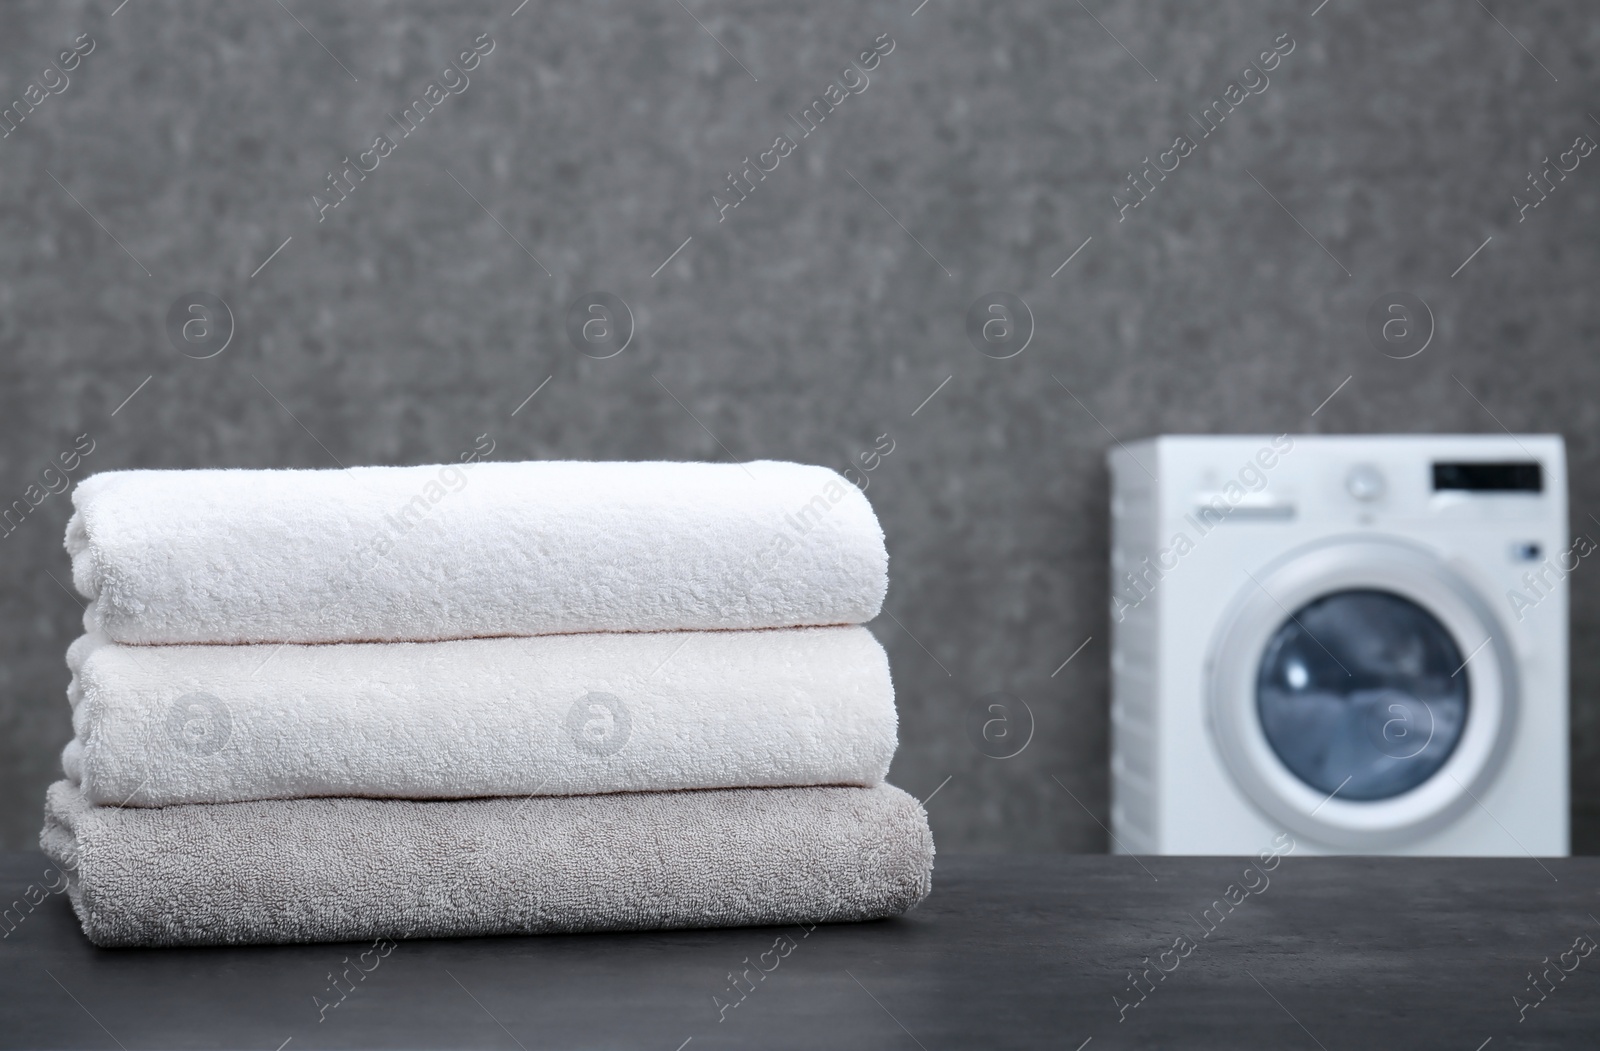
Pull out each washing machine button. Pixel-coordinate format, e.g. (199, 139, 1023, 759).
(1346, 464, 1386, 502)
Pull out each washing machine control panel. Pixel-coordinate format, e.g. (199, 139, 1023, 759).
(1326, 457, 1551, 525)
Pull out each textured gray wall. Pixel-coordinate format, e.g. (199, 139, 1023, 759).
(1, 0, 1597, 853)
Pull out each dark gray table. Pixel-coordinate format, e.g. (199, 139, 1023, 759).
(3, 851, 1598, 1049)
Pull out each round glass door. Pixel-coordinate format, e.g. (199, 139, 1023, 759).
(1256, 589, 1469, 801)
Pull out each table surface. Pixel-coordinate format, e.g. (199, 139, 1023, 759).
(3, 850, 1599, 1050)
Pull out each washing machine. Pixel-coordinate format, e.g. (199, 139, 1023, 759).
(1108, 434, 1569, 856)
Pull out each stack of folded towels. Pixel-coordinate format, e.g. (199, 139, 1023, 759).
(42, 459, 933, 948)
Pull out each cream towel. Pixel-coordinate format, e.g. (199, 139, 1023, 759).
(63, 626, 896, 807)
(41, 780, 934, 947)
(66, 460, 887, 644)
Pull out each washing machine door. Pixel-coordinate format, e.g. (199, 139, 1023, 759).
(1206, 537, 1517, 849)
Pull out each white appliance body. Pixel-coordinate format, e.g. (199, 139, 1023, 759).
(1109, 435, 1569, 856)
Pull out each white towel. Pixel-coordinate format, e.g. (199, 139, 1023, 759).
(66, 459, 886, 644)
(62, 625, 896, 807)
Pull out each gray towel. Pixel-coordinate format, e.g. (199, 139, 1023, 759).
(41, 780, 933, 948)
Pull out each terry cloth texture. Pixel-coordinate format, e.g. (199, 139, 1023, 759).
(66, 459, 888, 644)
(41, 780, 934, 948)
(62, 625, 897, 806)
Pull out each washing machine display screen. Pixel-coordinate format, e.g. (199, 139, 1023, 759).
(1255, 590, 1469, 801)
